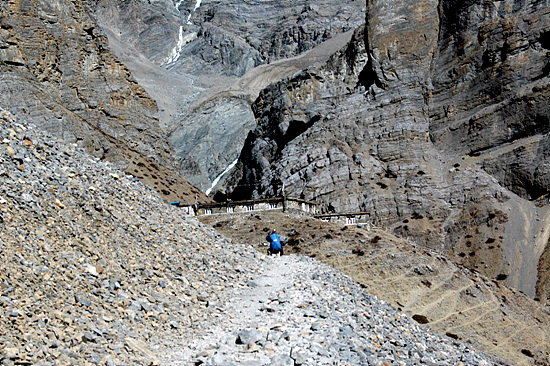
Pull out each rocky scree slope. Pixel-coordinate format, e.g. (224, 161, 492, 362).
(164, 255, 501, 366)
(90, 0, 366, 191)
(0, 0, 207, 204)
(226, 0, 550, 301)
(0, 109, 252, 366)
(0, 108, 500, 366)
(202, 211, 550, 366)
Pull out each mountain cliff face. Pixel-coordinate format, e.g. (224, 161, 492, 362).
(227, 0, 550, 300)
(91, 0, 366, 191)
(0, 0, 208, 203)
(88, 0, 550, 303)
(2, 1, 550, 364)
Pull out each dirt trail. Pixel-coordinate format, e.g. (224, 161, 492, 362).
(227, 255, 296, 317)
(162, 254, 309, 365)
(200, 211, 550, 365)
(163, 252, 497, 366)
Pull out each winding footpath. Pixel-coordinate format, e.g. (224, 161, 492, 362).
(163, 254, 498, 366)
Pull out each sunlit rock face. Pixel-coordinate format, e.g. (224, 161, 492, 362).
(90, 0, 550, 301)
(0, 0, 171, 166)
(91, 0, 366, 191)
(228, 0, 550, 299)
(0, 0, 207, 203)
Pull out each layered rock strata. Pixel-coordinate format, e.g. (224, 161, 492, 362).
(0, 0, 207, 203)
(227, 0, 550, 300)
(91, 0, 366, 190)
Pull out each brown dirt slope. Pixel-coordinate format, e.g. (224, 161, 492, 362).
(537, 236, 550, 304)
(124, 152, 210, 205)
(200, 211, 550, 366)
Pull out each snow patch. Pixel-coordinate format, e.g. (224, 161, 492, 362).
(186, 0, 203, 24)
(165, 28, 197, 65)
(165, 0, 202, 64)
(206, 158, 239, 196)
(174, 0, 184, 9)
(193, 0, 202, 12)
(166, 26, 184, 64)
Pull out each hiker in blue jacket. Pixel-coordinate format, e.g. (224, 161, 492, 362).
(266, 229, 283, 256)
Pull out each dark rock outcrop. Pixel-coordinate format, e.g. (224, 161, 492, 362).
(227, 0, 550, 300)
(0, 0, 207, 203)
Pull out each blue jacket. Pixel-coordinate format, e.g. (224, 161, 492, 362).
(268, 233, 282, 250)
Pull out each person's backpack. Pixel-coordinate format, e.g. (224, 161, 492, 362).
(269, 233, 282, 250)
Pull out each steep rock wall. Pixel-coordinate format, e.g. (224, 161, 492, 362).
(91, 0, 366, 191)
(228, 0, 550, 299)
(0, 0, 207, 203)
(429, 0, 550, 199)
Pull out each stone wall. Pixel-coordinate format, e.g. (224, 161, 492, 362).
(179, 197, 317, 216)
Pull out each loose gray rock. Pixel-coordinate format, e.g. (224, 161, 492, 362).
(162, 255, 499, 366)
